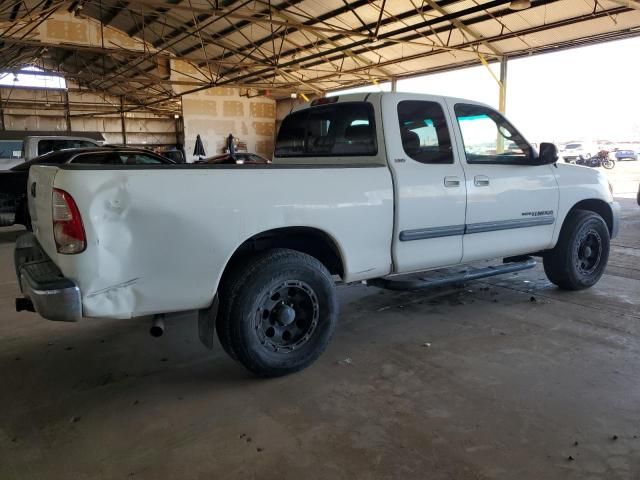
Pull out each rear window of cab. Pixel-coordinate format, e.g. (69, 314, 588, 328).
(275, 102, 377, 157)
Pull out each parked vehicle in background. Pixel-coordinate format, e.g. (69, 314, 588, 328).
(560, 141, 597, 163)
(24, 136, 101, 160)
(0, 147, 173, 228)
(158, 148, 186, 163)
(198, 152, 271, 164)
(575, 150, 615, 169)
(0, 139, 24, 166)
(0, 135, 101, 170)
(16, 92, 619, 377)
(613, 149, 638, 161)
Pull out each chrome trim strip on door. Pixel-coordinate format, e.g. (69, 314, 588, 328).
(399, 216, 555, 241)
(399, 225, 465, 241)
(465, 216, 555, 234)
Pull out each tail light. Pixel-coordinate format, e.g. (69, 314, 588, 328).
(52, 188, 86, 254)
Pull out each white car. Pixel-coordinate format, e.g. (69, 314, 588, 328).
(0, 135, 100, 170)
(15, 93, 619, 377)
(559, 141, 597, 163)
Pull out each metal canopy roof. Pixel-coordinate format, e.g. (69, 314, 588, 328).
(1, 0, 639, 109)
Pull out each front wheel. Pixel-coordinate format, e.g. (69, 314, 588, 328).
(543, 210, 610, 290)
(217, 249, 338, 377)
(602, 158, 615, 169)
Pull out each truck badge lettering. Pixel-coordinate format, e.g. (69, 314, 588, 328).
(522, 210, 553, 217)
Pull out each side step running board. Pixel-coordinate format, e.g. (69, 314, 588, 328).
(368, 257, 536, 291)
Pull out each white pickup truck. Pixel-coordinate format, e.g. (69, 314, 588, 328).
(0, 135, 100, 170)
(15, 93, 619, 377)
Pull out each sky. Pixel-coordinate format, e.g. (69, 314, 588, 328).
(330, 37, 640, 145)
(0, 66, 66, 90)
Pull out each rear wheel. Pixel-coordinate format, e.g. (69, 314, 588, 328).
(602, 158, 615, 169)
(543, 210, 610, 290)
(217, 249, 338, 377)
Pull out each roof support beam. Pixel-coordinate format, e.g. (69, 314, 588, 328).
(422, 0, 504, 58)
(217, 0, 514, 86)
(253, 0, 393, 78)
(266, 4, 630, 90)
(134, 1, 374, 38)
(608, 0, 640, 10)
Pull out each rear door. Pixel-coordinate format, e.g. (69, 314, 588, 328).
(382, 94, 467, 272)
(28, 165, 59, 258)
(446, 100, 559, 262)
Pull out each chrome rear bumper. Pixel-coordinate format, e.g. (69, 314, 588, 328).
(14, 233, 82, 322)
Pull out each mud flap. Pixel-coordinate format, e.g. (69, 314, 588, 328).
(198, 294, 219, 350)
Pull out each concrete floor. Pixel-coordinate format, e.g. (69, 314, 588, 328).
(1, 163, 639, 480)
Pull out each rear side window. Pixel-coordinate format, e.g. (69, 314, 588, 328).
(276, 111, 306, 156)
(38, 139, 96, 156)
(117, 153, 166, 165)
(397, 101, 453, 164)
(275, 103, 377, 157)
(69, 152, 121, 165)
(69, 152, 168, 165)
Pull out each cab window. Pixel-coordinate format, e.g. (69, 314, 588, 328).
(275, 103, 377, 157)
(397, 101, 453, 164)
(454, 104, 533, 164)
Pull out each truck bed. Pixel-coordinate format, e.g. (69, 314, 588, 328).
(28, 163, 394, 318)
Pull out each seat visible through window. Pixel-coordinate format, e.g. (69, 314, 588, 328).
(397, 101, 454, 164)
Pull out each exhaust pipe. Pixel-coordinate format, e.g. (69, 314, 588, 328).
(150, 314, 165, 337)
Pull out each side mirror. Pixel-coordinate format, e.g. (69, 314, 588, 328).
(538, 142, 558, 165)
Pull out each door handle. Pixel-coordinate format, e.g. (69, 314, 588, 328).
(444, 176, 460, 187)
(474, 175, 490, 187)
(30, 182, 37, 197)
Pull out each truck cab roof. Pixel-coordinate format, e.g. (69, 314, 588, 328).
(289, 92, 492, 113)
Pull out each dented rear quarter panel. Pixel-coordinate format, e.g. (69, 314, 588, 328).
(46, 166, 394, 319)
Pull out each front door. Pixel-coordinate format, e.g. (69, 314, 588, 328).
(446, 101, 559, 262)
(382, 94, 467, 273)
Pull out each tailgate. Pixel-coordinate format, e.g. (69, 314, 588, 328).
(28, 165, 59, 259)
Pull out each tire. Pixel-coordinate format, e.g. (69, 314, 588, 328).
(543, 210, 610, 290)
(217, 248, 338, 377)
(602, 159, 615, 169)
